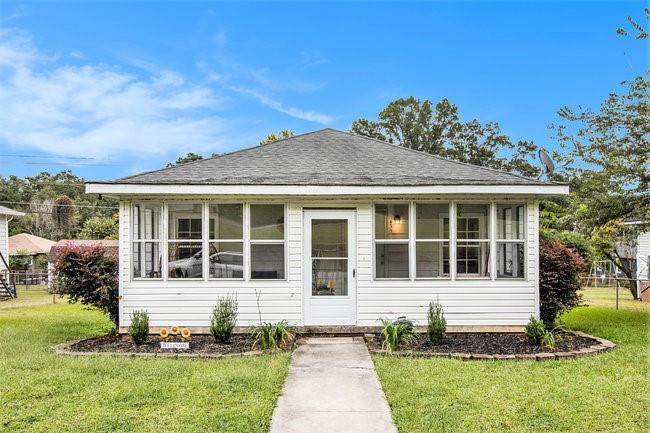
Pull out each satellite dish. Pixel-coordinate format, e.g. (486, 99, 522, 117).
(538, 149, 555, 179)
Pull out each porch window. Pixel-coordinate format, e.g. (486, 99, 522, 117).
(250, 204, 285, 279)
(456, 204, 490, 278)
(374, 203, 409, 278)
(415, 203, 450, 278)
(132, 203, 162, 279)
(167, 203, 203, 279)
(208, 204, 244, 279)
(496, 203, 526, 279)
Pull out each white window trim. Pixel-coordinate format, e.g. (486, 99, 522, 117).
(495, 202, 527, 280)
(454, 202, 492, 280)
(207, 202, 245, 281)
(414, 203, 451, 280)
(166, 202, 205, 281)
(373, 201, 411, 280)
(248, 203, 287, 281)
(131, 202, 163, 281)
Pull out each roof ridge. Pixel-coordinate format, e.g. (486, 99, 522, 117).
(336, 129, 546, 184)
(116, 128, 332, 182)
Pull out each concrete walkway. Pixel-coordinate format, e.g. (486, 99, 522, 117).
(270, 337, 398, 433)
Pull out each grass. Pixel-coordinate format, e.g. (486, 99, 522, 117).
(0, 290, 290, 433)
(374, 288, 650, 433)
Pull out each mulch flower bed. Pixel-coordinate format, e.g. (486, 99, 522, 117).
(67, 334, 259, 355)
(366, 331, 604, 357)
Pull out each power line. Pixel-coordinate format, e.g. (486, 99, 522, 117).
(0, 200, 118, 209)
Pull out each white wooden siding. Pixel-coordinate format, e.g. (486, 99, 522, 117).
(636, 231, 650, 280)
(0, 215, 7, 271)
(119, 197, 539, 329)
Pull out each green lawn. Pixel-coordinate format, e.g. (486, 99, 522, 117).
(374, 289, 650, 433)
(0, 291, 290, 433)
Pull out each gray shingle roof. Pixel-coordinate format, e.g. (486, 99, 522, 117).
(108, 128, 547, 186)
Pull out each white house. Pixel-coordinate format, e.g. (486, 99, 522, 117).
(86, 129, 569, 333)
(0, 205, 25, 272)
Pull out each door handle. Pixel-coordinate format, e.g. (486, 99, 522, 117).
(353, 269, 356, 278)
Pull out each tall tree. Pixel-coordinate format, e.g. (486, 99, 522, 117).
(351, 97, 540, 177)
(260, 129, 295, 145)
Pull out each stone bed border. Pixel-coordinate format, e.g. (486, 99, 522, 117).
(365, 330, 616, 361)
(53, 337, 271, 359)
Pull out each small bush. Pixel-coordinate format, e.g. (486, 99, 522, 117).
(539, 239, 585, 326)
(542, 330, 556, 350)
(525, 316, 546, 345)
(427, 301, 446, 344)
(51, 243, 119, 325)
(380, 318, 417, 354)
(251, 321, 294, 351)
(128, 310, 149, 345)
(210, 294, 238, 343)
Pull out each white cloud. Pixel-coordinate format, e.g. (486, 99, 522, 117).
(0, 29, 227, 159)
(229, 85, 334, 124)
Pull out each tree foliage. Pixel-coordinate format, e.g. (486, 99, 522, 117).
(166, 152, 204, 167)
(351, 97, 540, 177)
(79, 215, 119, 240)
(259, 129, 295, 145)
(51, 243, 119, 325)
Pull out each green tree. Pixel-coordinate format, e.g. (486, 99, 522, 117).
(166, 152, 204, 167)
(260, 129, 295, 145)
(351, 97, 540, 177)
(79, 215, 119, 240)
(550, 75, 649, 294)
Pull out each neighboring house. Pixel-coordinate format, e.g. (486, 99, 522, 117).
(621, 220, 650, 300)
(86, 128, 569, 333)
(0, 205, 25, 272)
(48, 239, 119, 290)
(9, 233, 56, 272)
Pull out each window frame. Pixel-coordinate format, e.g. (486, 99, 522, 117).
(373, 201, 411, 280)
(131, 202, 163, 280)
(454, 202, 492, 280)
(207, 202, 245, 281)
(495, 202, 527, 280)
(414, 202, 451, 280)
(248, 202, 287, 281)
(166, 202, 205, 281)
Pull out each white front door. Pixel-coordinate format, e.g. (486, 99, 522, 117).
(303, 210, 357, 326)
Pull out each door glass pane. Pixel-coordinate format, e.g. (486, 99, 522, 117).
(456, 241, 490, 277)
(250, 204, 284, 240)
(497, 242, 525, 278)
(456, 204, 489, 240)
(312, 259, 348, 296)
(312, 219, 347, 258)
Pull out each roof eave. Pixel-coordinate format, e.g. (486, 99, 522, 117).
(86, 182, 569, 197)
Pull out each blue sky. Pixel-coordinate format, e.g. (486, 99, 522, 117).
(0, 1, 646, 181)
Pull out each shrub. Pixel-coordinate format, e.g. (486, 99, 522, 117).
(250, 321, 295, 351)
(539, 238, 585, 327)
(210, 294, 238, 343)
(128, 310, 149, 345)
(525, 316, 546, 345)
(51, 243, 119, 325)
(380, 318, 417, 354)
(427, 301, 446, 344)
